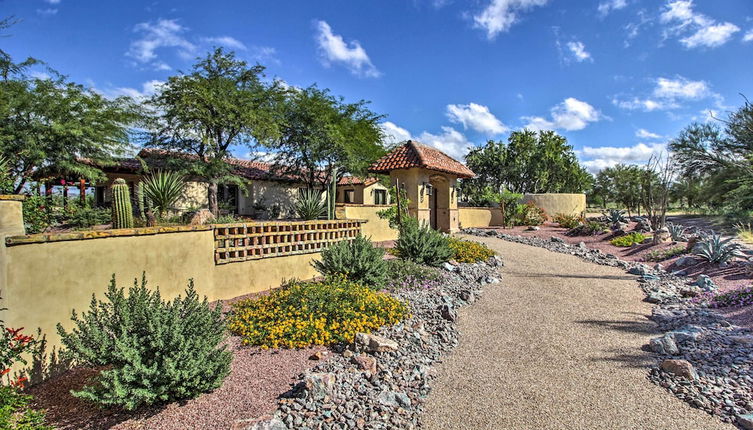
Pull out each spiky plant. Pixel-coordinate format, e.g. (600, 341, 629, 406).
(313, 235, 387, 288)
(140, 170, 185, 219)
(292, 188, 326, 220)
(666, 222, 687, 241)
(602, 209, 627, 224)
(692, 233, 746, 264)
(111, 178, 134, 229)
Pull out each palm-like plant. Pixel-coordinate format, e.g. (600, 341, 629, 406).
(292, 188, 326, 220)
(140, 170, 186, 219)
(692, 233, 745, 264)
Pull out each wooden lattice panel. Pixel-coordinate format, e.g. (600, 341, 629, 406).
(213, 220, 364, 265)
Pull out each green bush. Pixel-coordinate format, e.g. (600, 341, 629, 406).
(66, 205, 111, 229)
(394, 218, 452, 266)
(553, 213, 581, 229)
(22, 194, 51, 234)
(643, 246, 687, 262)
(291, 189, 326, 220)
(567, 221, 609, 236)
(693, 233, 745, 263)
(505, 202, 547, 227)
(57, 274, 231, 410)
(448, 237, 495, 263)
(313, 235, 387, 288)
(610, 232, 647, 247)
(0, 386, 52, 430)
(385, 259, 441, 290)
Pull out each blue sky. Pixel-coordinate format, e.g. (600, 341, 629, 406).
(3, 0, 753, 172)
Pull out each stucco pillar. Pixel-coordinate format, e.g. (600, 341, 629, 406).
(0, 196, 25, 335)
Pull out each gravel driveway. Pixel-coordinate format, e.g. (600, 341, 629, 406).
(422, 234, 733, 430)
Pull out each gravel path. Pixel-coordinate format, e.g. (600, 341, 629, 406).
(422, 234, 733, 430)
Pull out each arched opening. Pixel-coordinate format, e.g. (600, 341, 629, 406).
(428, 174, 451, 232)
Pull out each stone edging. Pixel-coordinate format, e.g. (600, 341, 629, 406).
(5, 225, 212, 246)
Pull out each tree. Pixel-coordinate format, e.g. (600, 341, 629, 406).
(461, 130, 591, 201)
(263, 86, 385, 190)
(0, 56, 138, 194)
(144, 48, 285, 215)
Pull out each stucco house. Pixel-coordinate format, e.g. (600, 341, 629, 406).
(337, 176, 390, 205)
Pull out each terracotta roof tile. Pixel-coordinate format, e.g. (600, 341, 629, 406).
(368, 140, 474, 178)
(337, 176, 379, 186)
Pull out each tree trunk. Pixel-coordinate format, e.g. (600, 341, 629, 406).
(208, 182, 219, 216)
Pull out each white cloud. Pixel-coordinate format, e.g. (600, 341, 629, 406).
(315, 20, 380, 78)
(579, 142, 666, 173)
(201, 36, 246, 51)
(566, 41, 592, 62)
(416, 127, 474, 161)
(380, 121, 412, 145)
(96, 80, 165, 100)
(473, 0, 549, 40)
(635, 128, 662, 139)
(446, 103, 508, 135)
(742, 29, 753, 42)
(613, 75, 713, 112)
(127, 19, 196, 69)
(522, 98, 603, 131)
(597, 0, 628, 17)
(660, 0, 739, 49)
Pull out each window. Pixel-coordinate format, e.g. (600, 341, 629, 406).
(374, 189, 387, 205)
(218, 184, 239, 213)
(343, 189, 354, 204)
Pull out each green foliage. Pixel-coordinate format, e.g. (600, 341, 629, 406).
(57, 274, 231, 410)
(505, 202, 547, 227)
(603, 209, 627, 224)
(692, 233, 745, 264)
(394, 218, 452, 266)
(66, 205, 111, 229)
(291, 188, 326, 220)
(666, 222, 687, 241)
(21, 194, 51, 234)
(0, 387, 52, 430)
(384, 259, 441, 291)
(567, 221, 609, 236)
(0, 156, 15, 194)
(735, 222, 753, 244)
(447, 237, 495, 263)
(553, 213, 581, 229)
(460, 185, 502, 207)
(643, 246, 688, 262)
(140, 170, 185, 219)
(213, 214, 240, 224)
(610, 232, 647, 247)
(376, 185, 409, 229)
(313, 235, 387, 288)
(591, 165, 644, 214)
(110, 178, 133, 229)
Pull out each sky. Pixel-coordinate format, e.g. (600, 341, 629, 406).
(2, 0, 753, 173)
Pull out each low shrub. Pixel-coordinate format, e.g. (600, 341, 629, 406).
(22, 194, 51, 234)
(227, 277, 409, 349)
(505, 202, 547, 227)
(736, 222, 753, 244)
(0, 386, 52, 430)
(66, 205, 112, 229)
(385, 259, 442, 291)
(313, 235, 387, 288)
(448, 237, 495, 263)
(643, 245, 687, 262)
(291, 189, 325, 220)
(212, 214, 240, 224)
(394, 218, 452, 267)
(552, 213, 581, 229)
(610, 232, 647, 247)
(57, 275, 231, 410)
(567, 221, 609, 236)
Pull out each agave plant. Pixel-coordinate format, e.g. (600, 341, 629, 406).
(602, 209, 627, 224)
(292, 188, 326, 220)
(692, 233, 746, 264)
(140, 170, 186, 219)
(666, 222, 687, 241)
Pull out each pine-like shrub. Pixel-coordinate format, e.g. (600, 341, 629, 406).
(394, 218, 452, 266)
(313, 235, 387, 288)
(566, 220, 609, 236)
(447, 237, 495, 263)
(610, 232, 647, 247)
(57, 275, 231, 410)
(228, 277, 408, 349)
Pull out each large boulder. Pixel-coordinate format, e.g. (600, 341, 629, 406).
(650, 334, 679, 355)
(354, 333, 398, 353)
(660, 359, 698, 380)
(301, 372, 336, 401)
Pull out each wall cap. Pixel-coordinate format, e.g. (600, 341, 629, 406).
(6, 225, 212, 246)
(0, 195, 25, 201)
(336, 203, 392, 208)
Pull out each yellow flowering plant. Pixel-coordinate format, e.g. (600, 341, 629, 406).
(227, 277, 409, 349)
(447, 237, 496, 263)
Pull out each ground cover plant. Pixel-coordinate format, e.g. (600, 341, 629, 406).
(700, 285, 753, 308)
(692, 233, 745, 264)
(448, 237, 495, 263)
(313, 235, 387, 288)
(227, 277, 408, 349)
(57, 275, 231, 410)
(552, 213, 581, 229)
(643, 245, 688, 262)
(394, 218, 452, 266)
(610, 232, 647, 247)
(0, 386, 52, 430)
(566, 220, 609, 236)
(384, 259, 442, 291)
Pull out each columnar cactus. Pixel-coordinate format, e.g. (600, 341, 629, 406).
(111, 178, 134, 229)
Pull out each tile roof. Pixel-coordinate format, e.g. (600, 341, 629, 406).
(368, 140, 474, 178)
(338, 176, 380, 186)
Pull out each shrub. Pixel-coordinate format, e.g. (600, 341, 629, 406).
(66, 205, 111, 229)
(227, 277, 408, 349)
(735, 222, 753, 244)
(384, 259, 442, 291)
(692, 233, 745, 264)
(1, 294, 37, 389)
(447, 237, 495, 263)
(505, 202, 547, 227)
(553, 213, 581, 229)
(213, 214, 240, 224)
(291, 189, 325, 220)
(610, 232, 647, 247)
(22, 194, 51, 234)
(667, 222, 687, 241)
(567, 221, 609, 236)
(643, 245, 687, 262)
(313, 235, 387, 288)
(140, 171, 186, 219)
(0, 386, 52, 430)
(602, 209, 627, 224)
(394, 218, 452, 266)
(57, 275, 231, 410)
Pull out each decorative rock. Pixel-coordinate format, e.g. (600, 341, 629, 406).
(342, 349, 354, 358)
(376, 391, 412, 409)
(232, 416, 288, 430)
(189, 209, 215, 226)
(729, 335, 753, 345)
(673, 256, 696, 267)
(660, 359, 698, 380)
(693, 274, 717, 292)
(459, 290, 475, 303)
(487, 255, 504, 267)
(550, 236, 564, 243)
(737, 414, 753, 430)
(653, 227, 671, 243)
(302, 373, 336, 401)
(650, 334, 680, 355)
(351, 355, 377, 374)
(439, 304, 457, 322)
(442, 262, 457, 272)
(354, 333, 398, 353)
(309, 351, 327, 360)
(628, 265, 650, 276)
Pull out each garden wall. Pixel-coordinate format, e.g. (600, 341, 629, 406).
(521, 193, 586, 217)
(336, 204, 399, 242)
(458, 207, 504, 228)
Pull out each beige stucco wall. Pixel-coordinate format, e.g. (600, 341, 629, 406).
(521, 193, 586, 217)
(251, 180, 304, 218)
(338, 204, 398, 242)
(458, 207, 504, 228)
(388, 168, 460, 232)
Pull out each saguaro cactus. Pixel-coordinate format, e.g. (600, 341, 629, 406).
(111, 178, 134, 229)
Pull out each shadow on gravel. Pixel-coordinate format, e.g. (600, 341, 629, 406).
(575, 315, 659, 336)
(575, 316, 659, 368)
(504, 271, 635, 281)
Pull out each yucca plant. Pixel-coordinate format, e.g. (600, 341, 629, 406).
(666, 222, 687, 241)
(692, 233, 746, 264)
(292, 188, 326, 220)
(602, 209, 627, 224)
(313, 235, 387, 288)
(140, 170, 185, 219)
